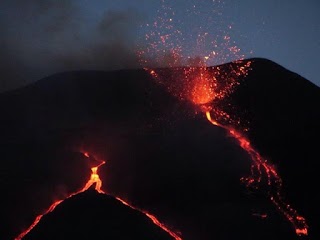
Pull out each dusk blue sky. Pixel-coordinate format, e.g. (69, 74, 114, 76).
(1, 0, 319, 91)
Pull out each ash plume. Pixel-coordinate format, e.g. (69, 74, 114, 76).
(0, 1, 143, 92)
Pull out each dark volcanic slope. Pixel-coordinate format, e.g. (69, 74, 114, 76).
(0, 69, 188, 240)
(24, 189, 175, 240)
(228, 58, 320, 168)
(0, 58, 319, 240)
(224, 59, 320, 238)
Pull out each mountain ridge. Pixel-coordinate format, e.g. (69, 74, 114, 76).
(0, 58, 319, 239)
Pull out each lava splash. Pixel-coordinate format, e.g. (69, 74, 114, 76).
(139, 0, 308, 236)
(15, 152, 182, 240)
(148, 64, 308, 236)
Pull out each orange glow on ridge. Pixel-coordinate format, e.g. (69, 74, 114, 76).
(139, 0, 308, 236)
(16, 152, 182, 240)
(115, 197, 182, 240)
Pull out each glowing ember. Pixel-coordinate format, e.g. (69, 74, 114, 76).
(83, 152, 90, 157)
(252, 213, 268, 219)
(147, 62, 308, 236)
(206, 110, 308, 236)
(15, 153, 181, 240)
(190, 68, 216, 105)
(139, 0, 308, 236)
(138, 1, 248, 68)
(138, 0, 252, 100)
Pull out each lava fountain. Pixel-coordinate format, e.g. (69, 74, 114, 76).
(139, 0, 308, 236)
(148, 65, 308, 236)
(15, 152, 182, 240)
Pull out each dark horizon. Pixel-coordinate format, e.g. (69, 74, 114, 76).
(1, 0, 319, 92)
(1, 59, 319, 239)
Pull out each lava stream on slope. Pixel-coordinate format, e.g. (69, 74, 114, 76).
(15, 152, 182, 240)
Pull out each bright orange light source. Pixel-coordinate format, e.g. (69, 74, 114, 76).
(190, 75, 215, 105)
(15, 153, 181, 240)
(205, 110, 308, 236)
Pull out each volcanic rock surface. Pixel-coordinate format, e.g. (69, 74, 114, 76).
(23, 188, 175, 240)
(0, 58, 319, 239)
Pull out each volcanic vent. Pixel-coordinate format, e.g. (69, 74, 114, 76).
(16, 153, 181, 240)
(22, 190, 177, 240)
(1, 59, 319, 240)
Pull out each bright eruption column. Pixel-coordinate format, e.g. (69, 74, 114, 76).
(139, 0, 308, 235)
(15, 153, 182, 240)
(148, 65, 308, 236)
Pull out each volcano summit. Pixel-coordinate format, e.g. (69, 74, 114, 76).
(0, 58, 319, 240)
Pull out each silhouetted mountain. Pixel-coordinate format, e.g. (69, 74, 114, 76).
(224, 58, 320, 239)
(0, 58, 319, 239)
(24, 188, 175, 240)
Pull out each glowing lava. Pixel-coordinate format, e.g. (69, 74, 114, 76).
(148, 63, 308, 236)
(15, 153, 182, 240)
(139, 0, 308, 236)
(190, 68, 216, 105)
(115, 197, 182, 240)
(82, 161, 105, 194)
(205, 110, 308, 236)
(252, 213, 268, 219)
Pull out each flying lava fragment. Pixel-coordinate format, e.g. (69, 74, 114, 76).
(139, 0, 309, 236)
(15, 152, 182, 240)
(147, 64, 309, 237)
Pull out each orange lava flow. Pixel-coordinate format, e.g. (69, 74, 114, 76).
(81, 161, 105, 194)
(15, 153, 182, 240)
(205, 111, 308, 236)
(15, 159, 106, 240)
(115, 197, 182, 240)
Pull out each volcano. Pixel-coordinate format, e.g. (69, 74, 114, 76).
(22, 188, 176, 240)
(0, 58, 319, 239)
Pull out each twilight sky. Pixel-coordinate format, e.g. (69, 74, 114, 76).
(1, 0, 319, 91)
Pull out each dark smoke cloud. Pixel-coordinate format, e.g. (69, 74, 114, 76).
(0, 1, 144, 92)
(54, 9, 143, 71)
